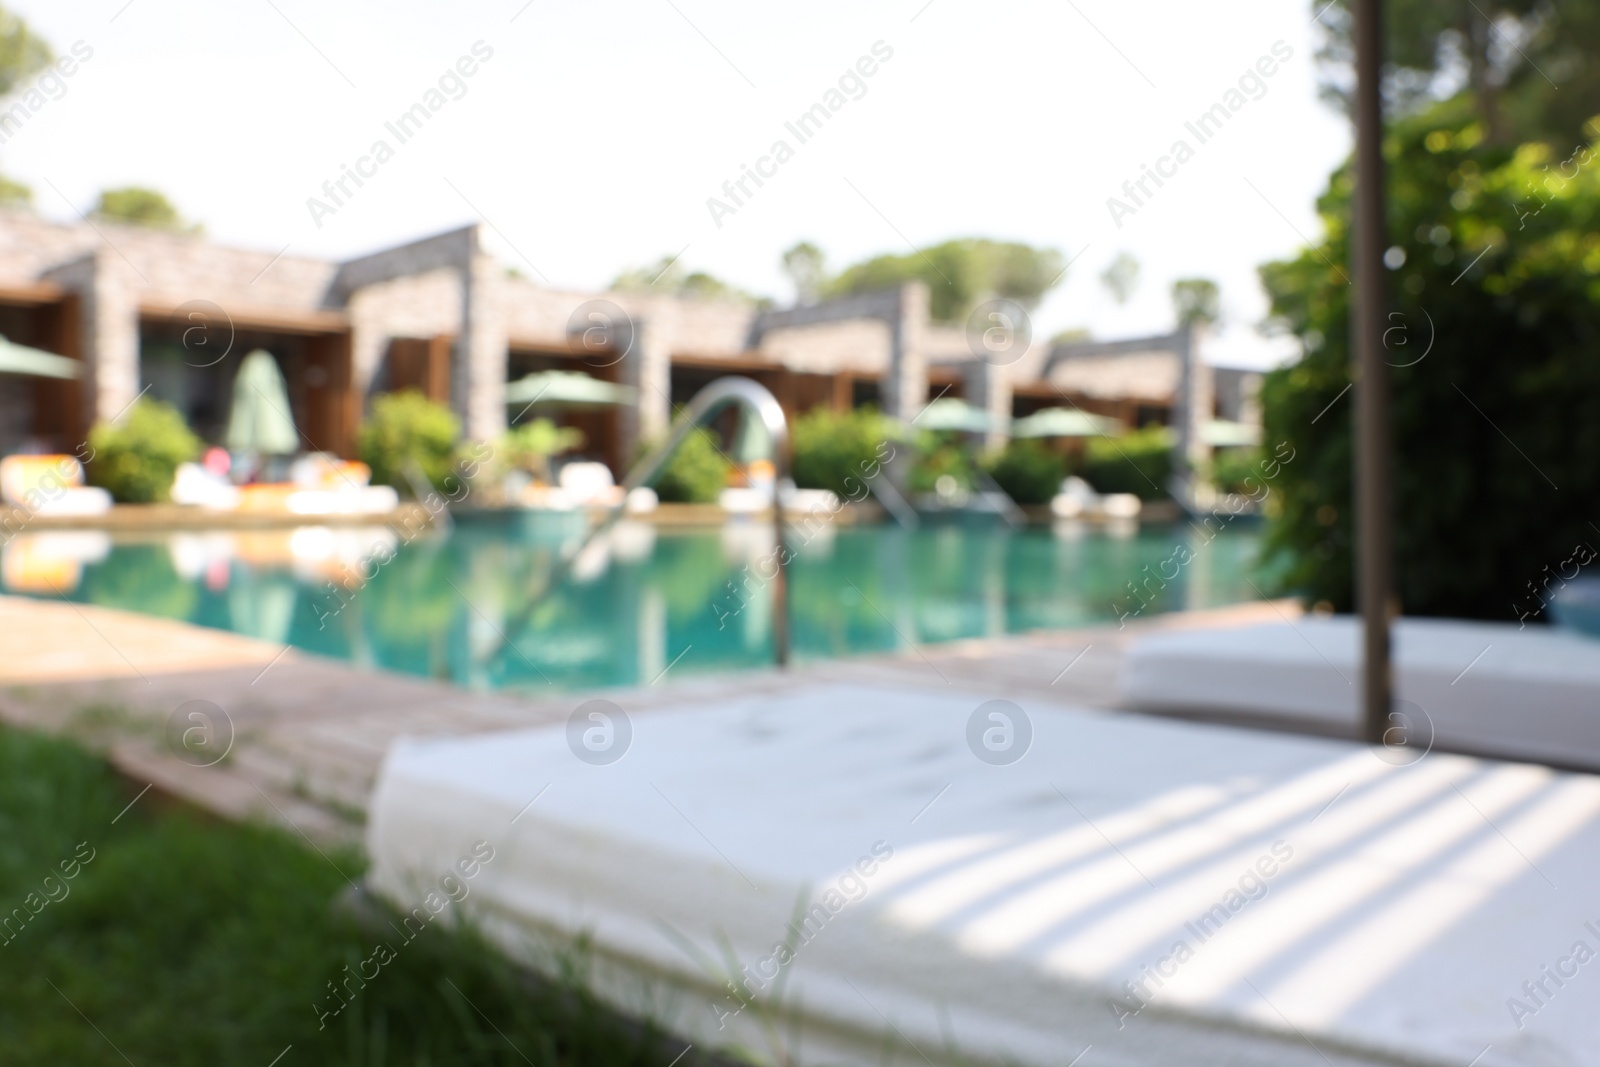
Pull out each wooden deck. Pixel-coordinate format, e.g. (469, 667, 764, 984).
(0, 592, 1295, 843)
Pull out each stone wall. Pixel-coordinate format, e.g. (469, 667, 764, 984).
(41, 250, 138, 425)
(0, 213, 1206, 467)
(346, 267, 463, 406)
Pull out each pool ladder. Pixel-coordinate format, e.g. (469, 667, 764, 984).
(490, 376, 795, 671)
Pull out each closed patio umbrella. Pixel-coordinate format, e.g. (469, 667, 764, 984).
(226, 349, 299, 455)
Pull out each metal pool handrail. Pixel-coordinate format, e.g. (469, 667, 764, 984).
(489, 376, 794, 671)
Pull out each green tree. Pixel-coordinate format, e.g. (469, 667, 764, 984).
(827, 238, 1065, 323)
(0, 173, 30, 207)
(781, 240, 827, 305)
(1258, 103, 1600, 618)
(0, 5, 48, 96)
(1100, 252, 1141, 305)
(611, 255, 765, 304)
(1312, 0, 1599, 147)
(1172, 278, 1220, 326)
(0, 4, 52, 206)
(94, 187, 197, 231)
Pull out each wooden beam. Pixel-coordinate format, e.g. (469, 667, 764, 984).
(138, 299, 348, 336)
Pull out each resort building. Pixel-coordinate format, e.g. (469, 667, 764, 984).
(0, 214, 1262, 475)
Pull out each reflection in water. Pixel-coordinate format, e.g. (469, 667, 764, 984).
(3, 515, 1263, 692)
(1, 531, 110, 595)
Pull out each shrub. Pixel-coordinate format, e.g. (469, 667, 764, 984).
(982, 438, 1065, 505)
(86, 398, 200, 503)
(652, 426, 729, 503)
(1257, 105, 1600, 617)
(1081, 426, 1173, 500)
(792, 406, 897, 495)
(1210, 446, 1264, 495)
(358, 390, 460, 492)
(908, 431, 977, 493)
(494, 419, 585, 483)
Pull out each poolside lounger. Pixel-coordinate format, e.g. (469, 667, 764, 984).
(367, 683, 1600, 1067)
(1121, 616, 1600, 771)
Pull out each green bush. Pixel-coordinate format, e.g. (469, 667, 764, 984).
(358, 390, 460, 492)
(494, 419, 585, 483)
(1210, 446, 1264, 495)
(982, 438, 1065, 505)
(908, 430, 977, 493)
(86, 398, 200, 503)
(1258, 105, 1600, 617)
(792, 406, 896, 495)
(1081, 426, 1173, 500)
(652, 426, 730, 503)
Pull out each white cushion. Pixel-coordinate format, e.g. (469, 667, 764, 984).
(367, 683, 1600, 1066)
(1121, 616, 1600, 769)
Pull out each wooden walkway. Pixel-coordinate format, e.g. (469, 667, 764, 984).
(0, 593, 1294, 843)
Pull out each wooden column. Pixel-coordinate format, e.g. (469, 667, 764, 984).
(427, 333, 452, 403)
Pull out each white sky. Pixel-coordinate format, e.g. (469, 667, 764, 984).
(9, 0, 1350, 369)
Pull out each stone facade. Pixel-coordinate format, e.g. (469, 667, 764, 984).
(0, 213, 1231, 479)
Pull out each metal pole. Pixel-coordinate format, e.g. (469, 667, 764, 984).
(1353, 0, 1394, 744)
(771, 467, 791, 669)
(484, 376, 794, 672)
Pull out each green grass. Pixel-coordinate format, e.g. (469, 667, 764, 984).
(0, 727, 691, 1066)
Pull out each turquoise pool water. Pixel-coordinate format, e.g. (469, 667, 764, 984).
(4, 515, 1262, 691)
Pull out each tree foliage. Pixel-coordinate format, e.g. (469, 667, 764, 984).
(1258, 102, 1600, 618)
(0, 173, 30, 207)
(1100, 252, 1141, 305)
(94, 187, 196, 231)
(781, 240, 827, 305)
(1172, 278, 1220, 325)
(826, 238, 1065, 323)
(0, 4, 51, 207)
(0, 4, 49, 97)
(611, 255, 766, 305)
(1313, 0, 1600, 147)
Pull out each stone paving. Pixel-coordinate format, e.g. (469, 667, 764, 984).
(0, 592, 1294, 844)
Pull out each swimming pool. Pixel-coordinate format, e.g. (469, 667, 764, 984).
(3, 514, 1263, 691)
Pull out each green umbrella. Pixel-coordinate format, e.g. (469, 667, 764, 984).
(1011, 407, 1120, 438)
(226, 349, 299, 454)
(504, 370, 637, 407)
(0, 335, 79, 379)
(912, 397, 1001, 433)
(1203, 419, 1263, 447)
